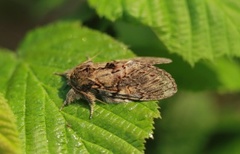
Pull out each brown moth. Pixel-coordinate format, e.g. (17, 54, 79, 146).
(57, 57, 177, 118)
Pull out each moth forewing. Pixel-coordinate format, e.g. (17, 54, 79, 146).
(131, 57, 172, 65)
(57, 57, 177, 118)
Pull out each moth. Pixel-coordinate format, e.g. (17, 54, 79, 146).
(56, 57, 177, 118)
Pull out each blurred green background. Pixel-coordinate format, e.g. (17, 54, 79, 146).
(0, 0, 240, 154)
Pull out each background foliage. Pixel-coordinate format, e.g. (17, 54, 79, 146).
(0, 0, 240, 153)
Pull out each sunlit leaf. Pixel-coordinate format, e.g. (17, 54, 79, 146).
(0, 22, 160, 153)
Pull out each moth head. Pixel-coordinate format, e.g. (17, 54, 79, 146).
(69, 60, 94, 80)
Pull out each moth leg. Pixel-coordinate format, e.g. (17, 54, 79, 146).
(95, 98, 107, 104)
(89, 101, 95, 119)
(60, 88, 79, 110)
(80, 92, 97, 119)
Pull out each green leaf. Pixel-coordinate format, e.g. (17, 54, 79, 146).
(206, 58, 240, 92)
(89, 0, 240, 65)
(0, 22, 160, 153)
(0, 93, 21, 154)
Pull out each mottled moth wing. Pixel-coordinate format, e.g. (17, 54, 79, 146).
(93, 57, 177, 103)
(58, 57, 177, 118)
(131, 57, 172, 65)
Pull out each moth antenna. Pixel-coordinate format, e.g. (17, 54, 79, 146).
(85, 51, 103, 62)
